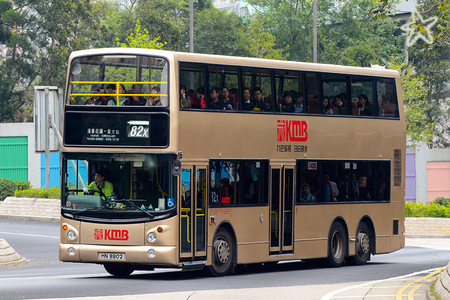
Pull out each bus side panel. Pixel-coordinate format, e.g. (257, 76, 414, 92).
(294, 203, 398, 259)
(208, 206, 270, 265)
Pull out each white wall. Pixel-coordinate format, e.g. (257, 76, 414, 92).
(0, 122, 41, 187)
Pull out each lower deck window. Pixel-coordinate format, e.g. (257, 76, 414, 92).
(210, 160, 269, 206)
(296, 160, 390, 204)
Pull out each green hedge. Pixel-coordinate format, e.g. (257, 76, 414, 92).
(0, 178, 17, 201)
(14, 187, 60, 199)
(405, 198, 450, 218)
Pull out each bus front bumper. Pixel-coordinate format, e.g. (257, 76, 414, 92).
(59, 244, 178, 266)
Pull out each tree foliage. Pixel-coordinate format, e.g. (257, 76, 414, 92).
(117, 20, 166, 49)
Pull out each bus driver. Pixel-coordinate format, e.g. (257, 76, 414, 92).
(83, 170, 114, 197)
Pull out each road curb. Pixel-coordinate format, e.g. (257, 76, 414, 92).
(0, 238, 27, 269)
(435, 261, 450, 300)
(0, 214, 60, 223)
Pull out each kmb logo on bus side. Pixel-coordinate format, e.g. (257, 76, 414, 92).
(277, 120, 308, 142)
(94, 229, 129, 241)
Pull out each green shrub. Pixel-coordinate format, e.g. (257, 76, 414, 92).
(14, 187, 61, 199)
(405, 201, 450, 218)
(434, 197, 450, 207)
(0, 178, 17, 201)
(17, 181, 31, 191)
(48, 187, 61, 199)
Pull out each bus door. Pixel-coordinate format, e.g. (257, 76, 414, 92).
(270, 166, 294, 253)
(180, 166, 207, 260)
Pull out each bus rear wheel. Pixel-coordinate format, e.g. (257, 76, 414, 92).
(104, 263, 134, 277)
(327, 222, 347, 267)
(348, 222, 371, 265)
(209, 228, 234, 276)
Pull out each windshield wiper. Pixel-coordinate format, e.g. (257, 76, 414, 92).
(120, 199, 154, 219)
(70, 206, 105, 218)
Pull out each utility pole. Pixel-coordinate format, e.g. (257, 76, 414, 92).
(313, 0, 317, 63)
(190, 0, 194, 53)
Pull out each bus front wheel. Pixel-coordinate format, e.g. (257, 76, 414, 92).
(209, 228, 234, 276)
(348, 222, 371, 265)
(327, 222, 347, 267)
(104, 263, 134, 277)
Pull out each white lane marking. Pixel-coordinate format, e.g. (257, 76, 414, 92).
(0, 231, 58, 239)
(321, 267, 442, 300)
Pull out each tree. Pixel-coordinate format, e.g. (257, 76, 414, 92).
(0, 0, 38, 122)
(194, 8, 247, 56)
(371, 0, 449, 45)
(117, 20, 166, 49)
(389, 59, 437, 147)
(244, 18, 288, 60)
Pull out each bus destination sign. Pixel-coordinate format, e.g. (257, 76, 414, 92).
(64, 111, 169, 147)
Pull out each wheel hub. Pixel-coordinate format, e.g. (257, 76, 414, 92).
(357, 232, 370, 254)
(215, 239, 230, 264)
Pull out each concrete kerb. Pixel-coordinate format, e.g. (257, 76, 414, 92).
(0, 238, 27, 269)
(435, 261, 450, 300)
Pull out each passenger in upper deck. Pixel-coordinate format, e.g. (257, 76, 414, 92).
(334, 94, 348, 115)
(358, 94, 373, 116)
(85, 85, 102, 105)
(107, 84, 128, 106)
(242, 88, 254, 111)
(252, 87, 268, 111)
(280, 91, 295, 112)
(130, 84, 146, 106)
(190, 87, 206, 109)
(210, 86, 225, 110)
(294, 93, 304, 113)
(146, 86, 163, 106)
(221, 87, 235, 110)
(180, 83, 191, 108)
(322, 96, 333, 114)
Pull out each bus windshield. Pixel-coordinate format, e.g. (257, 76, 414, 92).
(68, 54, 169, 106)
(62, 153, 177, 215)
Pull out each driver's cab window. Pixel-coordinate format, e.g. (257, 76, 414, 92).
(63, 153, 177, 212)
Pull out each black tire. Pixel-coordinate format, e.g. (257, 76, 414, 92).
(209, 228, 234, 276)
(104, 263, 134, 277)
(348, 222, 371, 265)
(327, 222, 347, 267)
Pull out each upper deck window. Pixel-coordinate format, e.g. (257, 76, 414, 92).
(68, 54, 169, 107)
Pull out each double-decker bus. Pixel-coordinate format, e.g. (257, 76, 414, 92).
(59, 48, 405, 276)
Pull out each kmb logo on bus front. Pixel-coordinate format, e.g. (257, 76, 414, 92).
(94, 229, 129, 240)
(277, 120, 308, 142)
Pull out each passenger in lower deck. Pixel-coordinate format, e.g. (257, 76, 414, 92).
(300, 183, 315, 202)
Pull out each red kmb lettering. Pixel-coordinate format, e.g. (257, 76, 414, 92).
(277, 120, 308, 142)
(103, 229, 129, 240)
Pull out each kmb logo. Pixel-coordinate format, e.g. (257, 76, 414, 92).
(94, 229, 129, 240)
(277, 120, 308, 142)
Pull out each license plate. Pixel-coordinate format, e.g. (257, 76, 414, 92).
(99, 253, 125, 260)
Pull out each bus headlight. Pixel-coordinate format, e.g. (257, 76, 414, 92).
(67, 230, 77, 241)
(148, 249, 156, 258)
(68, 247, 76, 256)
(147, 232, 157, 243)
